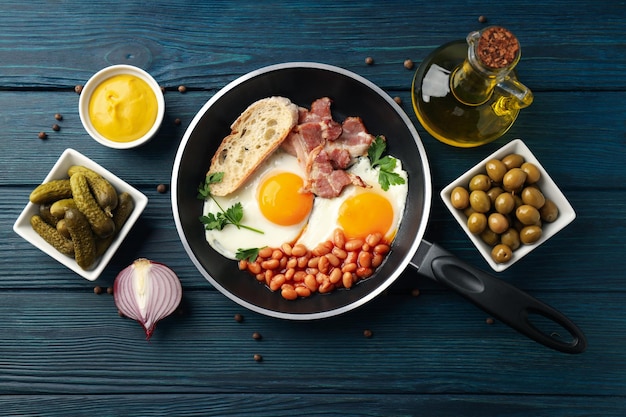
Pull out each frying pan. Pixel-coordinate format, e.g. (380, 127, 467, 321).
(171, 62, 586, 354)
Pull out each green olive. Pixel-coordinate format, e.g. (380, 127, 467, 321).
(480, 228, 500, 246)
(491, 243, 513, 264)
(516, 204, 541, 225)
(485, 159, 507, 183)
(469, 190, 491, 213)
(451, 186, 470, 210)
(487, 186, 504, 204)
(500, 228, 521, 251)
(463, 206, 476, 217)
(488, 212, 509, 234)
(467, 212, 487, 234)
(520, 225, 542, 244)
(502, 153, 525, 169)
(540, 200, 559, 223)
(521, 162, 541, 184)
(469, 174, 492, 192)
(494, 192, 515, 214)
(502, 168, 527, 192)
(521, 186, 546, 209)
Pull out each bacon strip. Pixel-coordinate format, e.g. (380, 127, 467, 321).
(281, 98, 375, 198)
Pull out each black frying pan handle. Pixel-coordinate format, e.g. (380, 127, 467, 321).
(410, 241, 587, 354)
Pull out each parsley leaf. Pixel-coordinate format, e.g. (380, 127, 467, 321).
(197, 173, 264, 234)
(236, 247, 264, 262)
(367, 136, 406, 191)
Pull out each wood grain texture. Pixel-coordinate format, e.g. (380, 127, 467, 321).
(1, 0, 625, 415)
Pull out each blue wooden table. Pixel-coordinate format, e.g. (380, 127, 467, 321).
(2, 1, 625, 415)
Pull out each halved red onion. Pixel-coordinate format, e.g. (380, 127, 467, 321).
(113, 258, 182, 340)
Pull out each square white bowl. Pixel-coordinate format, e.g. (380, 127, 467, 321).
(440, 139, 576, 272)
(13, 148, 148, 281)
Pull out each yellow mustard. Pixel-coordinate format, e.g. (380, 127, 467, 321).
(88, 74, 158, 142)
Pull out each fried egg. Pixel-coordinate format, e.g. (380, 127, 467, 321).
(204, 151, 314, 260)
(296, 156, 408, 249)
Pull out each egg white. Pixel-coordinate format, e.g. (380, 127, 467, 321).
(203, 151, 311, 260)
(296, 156, 408, 249)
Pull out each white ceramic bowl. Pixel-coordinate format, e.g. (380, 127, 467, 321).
(440, 139, 576, 272)
(13, 148, 148, 280)
(78, 64, 165, 149)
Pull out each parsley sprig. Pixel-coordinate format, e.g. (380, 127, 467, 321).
(367, 136, 406, 191)
(197, 172, 264, 234)
(236, 247, 263, 262)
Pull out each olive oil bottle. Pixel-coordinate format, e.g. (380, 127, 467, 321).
(411, 26, 533, 147)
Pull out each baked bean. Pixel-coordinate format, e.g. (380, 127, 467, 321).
(329, 268, 342, 284)
(258, 247, 273, 258)
(332, 247, 347, 259)
(255, 273, 265, 282)
(281, 243, 293, 256)
(318, 281, 334, 294)
(285, 268, 295, 280)
(342, 262, 357, 273)
(374, 244, 390, 255)
(264, 269, 273, 285)
(287, 258, 297, 269)
(291, 244, 307, 257)
(313, 241, 332, 256)
(306, 267, 319, 276)
(345, 251, 358, 264)
(326, 253, 341, 267)
(356, 267, 373, 278)
(308, 257, 320, 268)
(294, 270, 307, 281)
(342, 271, 354, 288)
(271, 249, 283, 260)
(248, 262, 261, 275)
(281, 287, 298, 300)
(295, 286, 311, 297)
(333, 229, 346, 249)
(318, 255, 330, 274)
(238, 260, 248, 270)
(366, 233, 382, 247)
(304, 274, 317, 291)
(358, 251, 372, 268)
(269, 274, 285, 291)
(279, 257, 288, 269)
(261, 259, 280, 270)
(297, 256, 309, 268)
(372, 254, 384, 268)
(361, 243, 370, 252)
(345, 239, 364, 251)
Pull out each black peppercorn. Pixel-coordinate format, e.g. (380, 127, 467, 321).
(178, 85, 187, 93)
(234, 313, 244, 322)
(38, 132, 47, 140)
(252, 332, 262, 340)
(156, 184, 167, 193)
(254, 354, 263, 362)
(365, 57, 374, 65)
(52, 124, 60, 132)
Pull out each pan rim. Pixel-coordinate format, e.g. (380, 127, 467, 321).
(171, 61, 432, 320)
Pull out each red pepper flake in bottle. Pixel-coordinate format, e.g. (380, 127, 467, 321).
(477, 26, 519, 69)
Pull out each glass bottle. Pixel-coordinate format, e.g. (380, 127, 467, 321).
(411, 26, 533, 147)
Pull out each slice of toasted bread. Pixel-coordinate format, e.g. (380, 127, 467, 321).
(207, 96, 299, 196)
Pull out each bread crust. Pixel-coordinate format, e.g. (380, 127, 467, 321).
(207, 97, 299, 196)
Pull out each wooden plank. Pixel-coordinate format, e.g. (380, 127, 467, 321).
(0, 393, 624, 417)
(0, 1, 624, 90)
(0, 291, 619, 396)
(0, 90, 625, 188)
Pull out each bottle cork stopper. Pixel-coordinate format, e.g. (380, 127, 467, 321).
(477, 26, 520, 69)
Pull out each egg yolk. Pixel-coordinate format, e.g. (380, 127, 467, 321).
(258, 172, 313, 226)
(338, 192, 394, 240)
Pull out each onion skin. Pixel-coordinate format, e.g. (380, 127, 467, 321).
(114, 258, 182, 340)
